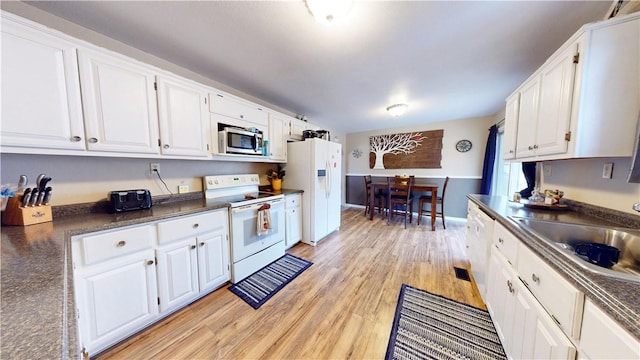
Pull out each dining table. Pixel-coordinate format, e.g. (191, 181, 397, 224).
(367, 181, 439, 230)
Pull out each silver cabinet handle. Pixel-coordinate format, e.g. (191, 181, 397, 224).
(193, 223, 199, 229)
(190, 245, 196, 250)
(117, 240, 126, 247)
(498, 238, 504, 244)
(528, 145, 533, 150)
(507, 280, 514, 294)
(88, 137, 98, 143)
(531, 273, 540, 284)
(71, 136, 82, 142)
(146, 260, 154, 265)
(509, 149, 514, 153)
(163, 144, 170, 149)
(199, 242, 205, 247)
(533, 144, 539, 149)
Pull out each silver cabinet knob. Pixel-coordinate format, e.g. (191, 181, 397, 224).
(117, 240, 126, 247)
(71, 136, 82, 142)
(146, 260, 154, 265)
(190, 245, 196, 250)
(199, 242, 205, 247)
(88, 137, 98, 143)
(193, 223, 199, 229)
(531, 273, 540, 283)
(163, 144, 170, 149)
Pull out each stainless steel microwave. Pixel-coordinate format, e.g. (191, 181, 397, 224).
(219, 127, 264, 155)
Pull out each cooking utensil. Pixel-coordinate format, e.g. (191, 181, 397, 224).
(36, 173, 46, 188)
(29, 189, 38, 207)
(21, 188, 31, 207)
(36, 190, 47, 206)
(18, 175, 28, 192)
(43, 187, 52, 205)
(39, 177, 52, 193)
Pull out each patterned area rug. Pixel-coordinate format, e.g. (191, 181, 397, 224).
(228, 254, 312, 309)
(386, 284, 507, 360)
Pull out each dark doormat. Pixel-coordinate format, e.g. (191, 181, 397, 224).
(454, 267, 471, 281)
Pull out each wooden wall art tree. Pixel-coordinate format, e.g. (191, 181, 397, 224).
(369, 129, 443, 169)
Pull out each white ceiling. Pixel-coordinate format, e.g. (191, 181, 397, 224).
(24, 1, 613, 134)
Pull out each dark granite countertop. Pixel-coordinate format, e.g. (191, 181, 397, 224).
(468, 194, 640, 341)
(0, 194, 230, 359)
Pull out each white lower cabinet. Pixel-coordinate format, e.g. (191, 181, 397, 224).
(73, 225, 158, 356)
(578, 300, 640, 359)
(488, 247, 576, 359)
(73, 209, 230, 357)
(156, 210, 230, 312)
(285, 193, 302, 248)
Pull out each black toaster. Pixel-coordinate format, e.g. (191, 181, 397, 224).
(109, 189, 152, 213)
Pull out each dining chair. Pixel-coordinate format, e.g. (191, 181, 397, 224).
(418, 176, 449, 229)
(363, 175, 386, 217)
(387, 175, 414, 228)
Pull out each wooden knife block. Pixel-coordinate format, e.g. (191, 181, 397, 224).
(2, 196, 52, 226)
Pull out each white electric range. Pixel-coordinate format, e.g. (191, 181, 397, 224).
(203, 174, 285, 282)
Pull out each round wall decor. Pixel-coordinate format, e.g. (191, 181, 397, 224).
(456, 139, 472, 152)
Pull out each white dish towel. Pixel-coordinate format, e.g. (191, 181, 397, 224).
(257, 208, 272, 235)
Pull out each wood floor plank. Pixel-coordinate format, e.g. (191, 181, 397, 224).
(95, 207, 484, 359)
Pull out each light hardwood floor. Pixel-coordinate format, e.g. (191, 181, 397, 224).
(96, 206, 484, 359)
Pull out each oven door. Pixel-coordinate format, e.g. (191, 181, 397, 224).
(230, 198, 285, 262)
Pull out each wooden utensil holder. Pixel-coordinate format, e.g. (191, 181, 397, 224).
(2, 196, 52, 226)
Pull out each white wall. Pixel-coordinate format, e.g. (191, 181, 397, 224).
(346, 115, 495, 178)
(542, 157, 640, 215)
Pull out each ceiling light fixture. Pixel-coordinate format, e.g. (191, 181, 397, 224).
(386, 103, 409, 117)
(305, 0, 353, 25)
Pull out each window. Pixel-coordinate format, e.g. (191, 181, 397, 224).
(492, 123, 527, 197)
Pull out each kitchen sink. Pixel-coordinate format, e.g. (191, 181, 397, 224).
(510, 217, 640, 283)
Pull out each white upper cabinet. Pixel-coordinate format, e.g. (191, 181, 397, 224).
(1, 14, 85, 151)
(268, 112, 288, 161)
(503, 94, 519, 160)
(209, 91, 268, 128)
(288, 118, 307, 141)
(505, 13, 640, 161)
(157, 75, 209, 157)
(78, 48, 160, 154)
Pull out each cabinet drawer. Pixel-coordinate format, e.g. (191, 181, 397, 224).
(579, 300, 639, 359)
(157, 210, 227, 245)
(517, 243, 584, 339)
(493, 222, 519, 266)
(286, 194, 301, 209)
(81, 225, 155, 266)
(209, 93, 267, 126)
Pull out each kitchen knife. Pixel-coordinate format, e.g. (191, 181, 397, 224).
(21, 188, 31, 208)
(35, 174, 46, 191)
(29, 188, 38, 207)
(39, 177, 52, 193)
(18, 175, 28, 192)
(36, 190, 47, 206)
(43, 187, 52, 206)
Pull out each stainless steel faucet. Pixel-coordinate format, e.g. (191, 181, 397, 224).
(634, 202, 640, 212)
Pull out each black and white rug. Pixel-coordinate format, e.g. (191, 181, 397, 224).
(228, 253, 312, 309)
(386, 284, 507, 360)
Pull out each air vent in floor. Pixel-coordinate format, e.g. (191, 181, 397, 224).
(453, 267, 471, 281)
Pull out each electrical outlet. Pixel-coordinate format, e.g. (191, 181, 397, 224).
(149, 163, 160, 174)
(178, 185, 189, 194)
(543, 163, 552, 178)
(602, 162, 613, 179)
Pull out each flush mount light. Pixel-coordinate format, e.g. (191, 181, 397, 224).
(305, 0, 353, 25)
(386, 103, 409, 117)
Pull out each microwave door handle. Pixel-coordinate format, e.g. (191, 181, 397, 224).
(253, 134, 259, 152)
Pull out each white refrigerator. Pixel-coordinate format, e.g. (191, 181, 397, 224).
(285, 138, 341, 246)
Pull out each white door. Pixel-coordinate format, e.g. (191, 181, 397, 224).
(326, 141, 342, 234)
(535, 44, 577, 157)
(78, 48, 160, 154)
(196, 229, 230, 293)
(1, 16, 85, 150)
(285, 205, 302, 248)
(312, 139, 329, 242)
(157, 75, 209, 157)
(76, 251, 158, 354)
(156, 239, 199, 312)
(515, 78, 540, 158)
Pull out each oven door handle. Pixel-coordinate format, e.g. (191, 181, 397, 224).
(231, 199, 284, 214)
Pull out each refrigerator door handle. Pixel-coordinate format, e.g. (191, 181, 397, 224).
(326, 160, 331, 198)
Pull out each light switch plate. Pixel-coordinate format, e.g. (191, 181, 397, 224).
(602, 163, 613, 179)
(178, 185, 189, 194)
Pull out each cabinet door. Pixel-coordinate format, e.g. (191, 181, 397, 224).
(289, 118, 306, 141)
(503, 94, 519, 159)
(535, 44, 577, 156)
(196, 229, 230, 293)
(515, 78, 540, 158)
(157, 75, 209, 157)
(78, 49, 160, 154)
(579, 299, 640, 359)
(285, 206, 302, 248)
(76, 251, 158, 354)
(486, 248, 517, 355)
(268, 113, 287, 161)
(156, 238, 199, 312)
(1, 16, 85, 150)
